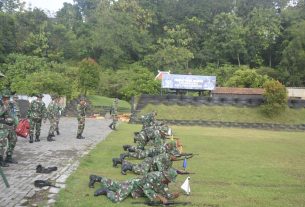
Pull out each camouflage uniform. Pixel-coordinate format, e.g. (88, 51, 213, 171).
(123, 153, 173, 175)
(123, 141, 180, 160)
(141, 111, 156, 129)
(27, 94, 47, 143)
(109, 98, 118, 130)
(6, 96, 19, 162)
(54, 97, 63, 135)
(76, 98, 86, 139)
(94, 169, 177, 203)
(47, 98, 57, 141)
(0, 100, 11, 166)
(134, 125, 170, 148)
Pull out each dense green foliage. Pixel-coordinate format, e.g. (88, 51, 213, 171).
(55, 124, 305, 207)
(1, 0, 305, 100)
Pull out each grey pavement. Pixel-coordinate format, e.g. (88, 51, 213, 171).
(0, 117, 113, 207)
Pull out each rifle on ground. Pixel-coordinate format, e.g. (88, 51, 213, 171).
(176, 170, 195, 175)
(0, 166, 10, 188)
(132, 201, 192, 206)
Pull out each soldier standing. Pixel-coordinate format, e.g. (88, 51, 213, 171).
(55, 96, 63, 135)
(0, 94, 16, 166)
(5, 94, 19, 164)
(109, 98, 118, 130)
(46, 95, 57, 142)
(76, 97, 86, 139)
(89, 168, 179, 204)
(27, 94, 47, 143)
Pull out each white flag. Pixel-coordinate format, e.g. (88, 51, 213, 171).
(180, 176, 191, 195)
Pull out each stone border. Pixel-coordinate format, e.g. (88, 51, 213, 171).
(135, 94, 305, 110)
(133, 119, 305, 131)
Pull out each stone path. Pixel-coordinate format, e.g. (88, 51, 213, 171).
(0, 117, 112, 207)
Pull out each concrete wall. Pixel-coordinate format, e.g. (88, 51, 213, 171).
(287, 88, 305, 99)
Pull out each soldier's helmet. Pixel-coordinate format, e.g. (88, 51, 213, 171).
(163, 168, 177, 182)
(79, 96, 86, 101)
(158, 125, 172, 136)
(165, 141, 180, 156)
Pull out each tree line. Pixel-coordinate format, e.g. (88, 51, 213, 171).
(0, 0, 304, 101)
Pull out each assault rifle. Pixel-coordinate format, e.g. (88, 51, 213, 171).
(132, 201, 192, 206)
(0, 166, 10, 188)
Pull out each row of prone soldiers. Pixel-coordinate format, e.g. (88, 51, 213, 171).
(0, 93, 63, 167)
(88, 111, 194, 205)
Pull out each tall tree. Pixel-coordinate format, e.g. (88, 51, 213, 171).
(203, 13, 246, 67)
(144, 24, 194, 72)
(245, 7, 281, 67)
(78, 58, 100, 95)
(280, 20, 305, 86)
(1, 0, 25, 13)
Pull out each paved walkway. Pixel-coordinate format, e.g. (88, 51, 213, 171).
(0, 117, 112, 207)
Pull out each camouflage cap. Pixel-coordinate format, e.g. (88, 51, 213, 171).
(163, 168, 177, 182)
(79, 96, 86, 101)
(36, 94, 44, 98)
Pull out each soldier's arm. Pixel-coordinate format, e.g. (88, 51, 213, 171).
(42, 103, 48, 119)
(27, 102, 33, 118)
(76, 105, 82, 118)
(0, 105, 7, 116)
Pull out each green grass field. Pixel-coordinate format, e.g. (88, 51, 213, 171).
(141, 104, 305, 124)
(55, 124, 305, 207)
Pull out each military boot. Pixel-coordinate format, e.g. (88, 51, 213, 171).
(127, 147, 136, 152)
(123, 145, 132, 151)
(5, 154, 18, 164)
(47, 134, 55, 142)
(119, 153, 129, 160)
(121, 162, 133, 175)
(137, 146, 145, 150)
(29, 135, 33, 143)
(76, 134, 85, 139)
(56, 130, 60, 135)
(94, 188, 109, 196)
(89, 175, 102, 188)
(0, 156, 9, 167)
(35, 135, 40, 142)
(112, 158, 122, 167)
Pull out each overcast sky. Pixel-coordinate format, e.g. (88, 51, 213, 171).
(24, 0, 74, 13)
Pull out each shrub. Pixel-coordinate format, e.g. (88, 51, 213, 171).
(261, 80, 287, 117)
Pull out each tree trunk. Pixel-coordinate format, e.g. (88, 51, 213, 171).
(269, 49, 272, 67)
(237, 53, 240, 67)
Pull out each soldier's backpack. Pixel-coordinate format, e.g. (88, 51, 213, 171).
(15, 119, 30, 138)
